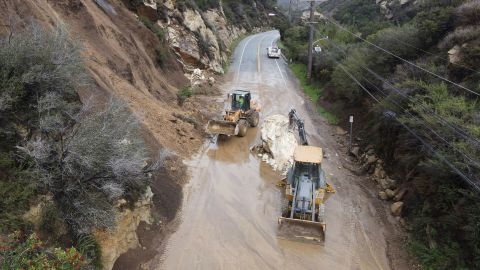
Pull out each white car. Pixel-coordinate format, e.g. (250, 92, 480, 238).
(267, 46, 281, 58)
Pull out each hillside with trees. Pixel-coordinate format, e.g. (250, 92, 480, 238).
(277, 0, 480, 269)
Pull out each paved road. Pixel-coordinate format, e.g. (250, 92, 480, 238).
(158, 31, 404, 270)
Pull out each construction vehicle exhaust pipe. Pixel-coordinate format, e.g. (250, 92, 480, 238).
(278, 217, 325, 245)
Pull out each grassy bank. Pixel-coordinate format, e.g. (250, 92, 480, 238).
(289, 63, 338, 124)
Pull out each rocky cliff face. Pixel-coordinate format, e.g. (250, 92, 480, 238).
(0, 0, 248, 268)
(376, 0, 414, 20)
(375, 0, 480, 68)
(95, 187, 154, 270)
(128, 0, 273, 74)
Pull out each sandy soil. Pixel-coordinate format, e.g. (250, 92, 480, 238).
(0, 0, 208, 158)
(153, 31, 415, 270)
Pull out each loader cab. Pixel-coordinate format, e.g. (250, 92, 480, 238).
(229, 90, 251, 111)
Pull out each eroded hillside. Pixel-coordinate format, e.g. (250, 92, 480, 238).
(0, 0, 276, 269)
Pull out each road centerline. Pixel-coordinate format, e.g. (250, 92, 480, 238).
(257, 35, 268, 73)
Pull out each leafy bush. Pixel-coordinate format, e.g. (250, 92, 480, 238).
(282, 26, 308, 61)
(177, 86, 192, 106)
(155, 45, 170, 67)
(368, 25, 421, 59)
(195, 32, 213, 59)
(289, 63, 337, 124)
(0, 172, 35, 232)
(454, 0, 480, 26)
(139, 15, 154, 30)
(0, 23, 157, 237)
(40, 202, 65, 241)
(76, 234, 103, 269)
(1, 232, 88, 269)
(0, 23, 85, 233)
(332, 0, 391, 36)
(195, 0, 220, 11)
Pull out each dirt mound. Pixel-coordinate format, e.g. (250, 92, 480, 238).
(0, 1, 222, 269)
(0, 0, 211, 158)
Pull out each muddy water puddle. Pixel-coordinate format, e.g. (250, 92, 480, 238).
(159, 31, 397, 270)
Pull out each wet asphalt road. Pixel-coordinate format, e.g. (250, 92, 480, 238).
(158, 31, 402, 270)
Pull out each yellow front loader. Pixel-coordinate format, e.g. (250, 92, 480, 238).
(206, 90, 260, 137)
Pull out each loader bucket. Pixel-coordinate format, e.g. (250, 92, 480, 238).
(277, 217, 325, 245)
(206, 120, 238, 136)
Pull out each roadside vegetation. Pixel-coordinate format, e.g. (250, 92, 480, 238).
(0, 23, 158, 269)
(289, 64, 337, 124)
(276, 0, 480, 268)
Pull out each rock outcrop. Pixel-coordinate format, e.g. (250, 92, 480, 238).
(95, 187, 154, 270)
(154, 2, 248, 74)
(376, 0, 415, 20)
(391, 201, 404, 216)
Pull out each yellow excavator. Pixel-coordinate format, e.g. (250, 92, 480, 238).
(278, 109, 335, 245)
(206, 90, 260, 137)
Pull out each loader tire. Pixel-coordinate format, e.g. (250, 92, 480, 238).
(237, 120, 248, 137)
(248, 111, 260, 127)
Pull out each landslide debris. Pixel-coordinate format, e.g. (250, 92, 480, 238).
(252, 115, 297, 173)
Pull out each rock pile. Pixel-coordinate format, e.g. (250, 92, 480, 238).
(351, 144, 407, 218)
(252, 115, 297, 173)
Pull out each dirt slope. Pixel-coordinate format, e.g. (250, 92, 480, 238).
(0, 0, 208, 157)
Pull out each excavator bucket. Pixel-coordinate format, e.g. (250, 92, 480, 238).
(277, 217, 325, 245)
(206, 120, 238, 136)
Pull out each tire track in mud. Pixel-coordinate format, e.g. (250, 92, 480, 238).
(158, 30, 411, 270)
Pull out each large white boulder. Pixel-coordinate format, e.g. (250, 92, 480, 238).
(260, 115, 297, 172)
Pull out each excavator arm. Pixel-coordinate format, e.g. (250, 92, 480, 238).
(289, 109, 308, 146)
(278, 109, 333, 245)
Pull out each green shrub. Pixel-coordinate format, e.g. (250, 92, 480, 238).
(40, 202, 64, 241)
(289, 63, 338, 124)
(0, 23, 156, 236)
(0, 153, 36, 232)
(195, 0, 220, 11)
(19, 99, 153, 235)
(195, 32, 213, 59)
(139, 16, 154, 31)
(177, 86, 193, 106)
(1, 232, 89, 269)
(77, 234, 103, 269)
(155, 45, 170, 67)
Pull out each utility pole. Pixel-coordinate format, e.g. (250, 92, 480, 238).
(349, 115, 354, 151)
(307, 0, 315, 84)
(288, 0, 293, 23)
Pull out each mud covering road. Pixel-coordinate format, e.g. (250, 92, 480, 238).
(156, 31, 411, 270)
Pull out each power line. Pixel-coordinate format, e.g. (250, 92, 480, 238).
(325, 40, 480, 147)
(392, 114, 480, 191)
(322, 15, 480, 97)
(360, 73, 480, 169)
(334, 61, 381, 103)
(326, 55, 480, 191)
(386, 35, 480, 74)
